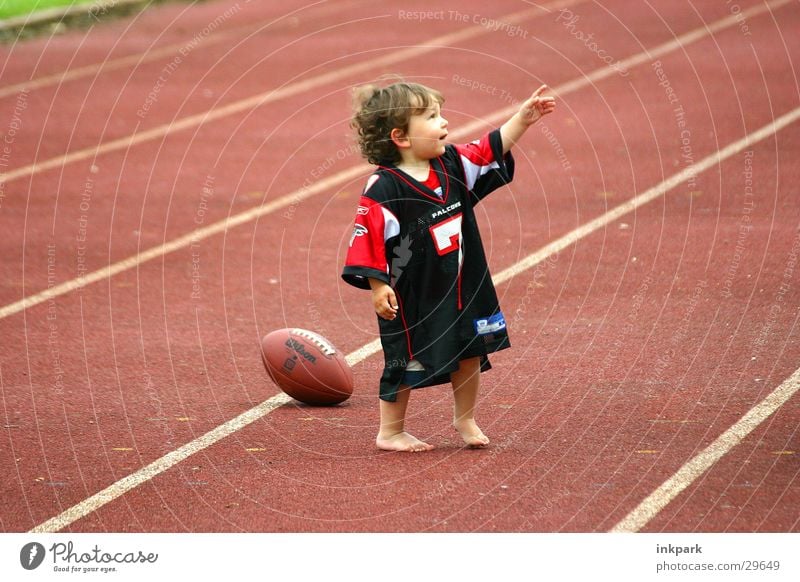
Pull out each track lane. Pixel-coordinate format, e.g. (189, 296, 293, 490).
(23, 99, 800, 531)
(0, 1, 564, 181)
(0, 1, 369, 100)
(1, 0, 792, 532)
(0, 0, 590, 310)
(0, 2, 785, 316)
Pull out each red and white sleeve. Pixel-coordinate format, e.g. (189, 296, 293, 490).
(342, 193, 400, 290)
(454, 133, 500, 191)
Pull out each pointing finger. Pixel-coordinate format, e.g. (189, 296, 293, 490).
(532, 84, 549, 98)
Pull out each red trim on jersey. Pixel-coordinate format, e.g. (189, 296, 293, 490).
(454, 134, 494, 165)
(395, 291, 414, 359)
(379, 157, 450, 203)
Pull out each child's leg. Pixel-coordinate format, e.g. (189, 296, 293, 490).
(376, 385, 434, 452)
(451, 357, 490, 448)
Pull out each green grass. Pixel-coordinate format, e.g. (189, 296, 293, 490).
(0, 0, 99, 20)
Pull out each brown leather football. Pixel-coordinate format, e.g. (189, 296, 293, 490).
(260, 328, 353, 405)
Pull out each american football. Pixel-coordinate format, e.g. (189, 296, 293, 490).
(260, 328, 354, 405)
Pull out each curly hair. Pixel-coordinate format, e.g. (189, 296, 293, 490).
(351, 81, 444, 166)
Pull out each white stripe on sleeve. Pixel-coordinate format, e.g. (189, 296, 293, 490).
(382, 207, 400, 241)
(460, 156, 500, 191)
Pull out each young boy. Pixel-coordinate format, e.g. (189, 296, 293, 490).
(342, 81, 555, 452)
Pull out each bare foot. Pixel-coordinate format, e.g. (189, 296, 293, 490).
(376, 431, 434, 452)
(453, 418, 490, 448)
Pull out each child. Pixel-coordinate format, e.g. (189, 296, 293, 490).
(342, 80, 555, 452)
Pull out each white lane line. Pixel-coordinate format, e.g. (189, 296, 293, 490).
(0, 0, 365, 100)
(455, 0, 795, 138)
(0, 2, 555, 187)
(0, 0, 784, 323)
(611, 365, 800, 532)
(494, 109, 800, 284)
(28, 392, 293, 533)
(28, 100, 800, 534)
(0, 164, 366, 320)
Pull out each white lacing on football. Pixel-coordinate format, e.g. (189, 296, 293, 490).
(291, 329, 336, 356)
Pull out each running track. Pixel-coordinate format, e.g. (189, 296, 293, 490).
(0, 0, 798, 533)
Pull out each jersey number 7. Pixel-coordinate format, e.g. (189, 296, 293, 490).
(429, 213, 463, 256)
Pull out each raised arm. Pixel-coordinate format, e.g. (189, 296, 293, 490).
(500, 85, 556, 154)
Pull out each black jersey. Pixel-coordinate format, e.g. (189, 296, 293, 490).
(342, 129, 515, 401)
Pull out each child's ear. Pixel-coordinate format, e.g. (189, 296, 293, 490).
(390, 128, 410, 149)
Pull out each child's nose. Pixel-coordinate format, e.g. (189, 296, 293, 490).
(441, 116, 448, 127)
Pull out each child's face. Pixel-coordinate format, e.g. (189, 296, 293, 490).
(404, 98, 448, 160)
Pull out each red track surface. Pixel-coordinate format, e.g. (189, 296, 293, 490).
(0, 0, 798, 533)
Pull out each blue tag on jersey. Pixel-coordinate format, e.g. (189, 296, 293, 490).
(474, 312, 506, 336)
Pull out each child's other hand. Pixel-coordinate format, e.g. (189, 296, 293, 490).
(371, 282, 398, 320)
(519, 85, 556, 125)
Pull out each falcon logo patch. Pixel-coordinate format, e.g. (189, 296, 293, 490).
(349, 224, 368, 247)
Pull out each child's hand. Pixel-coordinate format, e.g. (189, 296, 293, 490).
(518, 85, 556, 126)
(500, 85, 556, 153)
(370, 281, 398, 320)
